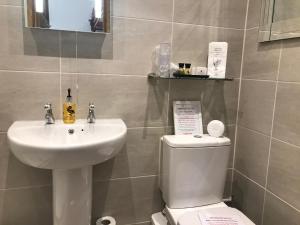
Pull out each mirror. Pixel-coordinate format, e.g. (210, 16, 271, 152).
(24, 0, 111, 33)
(259, 0, 300, 42)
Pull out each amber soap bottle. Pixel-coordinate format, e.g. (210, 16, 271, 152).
(63, 88, 76, 124)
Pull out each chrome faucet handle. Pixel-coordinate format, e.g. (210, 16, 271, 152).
(88, 103, 95, 110)
(44, 103, 55, 124)
(87, 103, 96, 123)
(44, 103, 52, 110)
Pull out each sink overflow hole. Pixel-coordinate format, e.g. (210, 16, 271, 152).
(101, 220, 111, 225)
(68, 129, 75, 134)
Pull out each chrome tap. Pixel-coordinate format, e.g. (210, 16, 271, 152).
(87, 103, 96, 123)
(44, 103, 55, 124)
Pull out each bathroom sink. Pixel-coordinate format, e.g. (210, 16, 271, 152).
(8, 119, 127, 170)
(8, 119, 127, 225)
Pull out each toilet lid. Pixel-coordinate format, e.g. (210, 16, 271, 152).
(178, 207, 255, 225)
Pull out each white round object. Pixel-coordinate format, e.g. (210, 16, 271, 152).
(207, 120, 225, 137)
(96, 216, 116, 225)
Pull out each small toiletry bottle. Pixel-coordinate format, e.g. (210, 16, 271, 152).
(63, 88, 76, 124)
(178, 63, 185, 74)
(158, 43, 171, 78)
(185, 63, 191, 74)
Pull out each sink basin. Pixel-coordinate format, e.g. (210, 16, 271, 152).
(8, 119, 127, 169)
(7, 119, 127, 225)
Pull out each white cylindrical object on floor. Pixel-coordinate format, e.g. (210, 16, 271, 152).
(53, 166, 92, 225)
(96, 216, 116, 225)
(207, 120, 225, 137)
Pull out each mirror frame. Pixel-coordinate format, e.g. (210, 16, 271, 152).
(259, 0, 300, 42)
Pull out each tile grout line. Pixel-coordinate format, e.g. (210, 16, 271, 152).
(112, 15, 245, 31)
(235, 125, 300, 151)
(0, 4, 22, 8)
(0, 69, 60, 74)
(172, 21, 245, 31)
(1, 175, 160, 191)
(0, 184, 52, 192)
(231, 0, 250, 197)
(234, 168, 300, 213)
(238, 124, 271, 138)
(234, 169, 265, 189)
(112, 15, 172, 24)
(3, 68, 300, 85)
(272, 137, 300, 151)
(94, 174, 158, 183)
(123, 221, 151, 225)
(266, 190, 300, 213)
(165, 0, 176, 128)
(59, 32, 63, 117)
(260, 40, 283, 225)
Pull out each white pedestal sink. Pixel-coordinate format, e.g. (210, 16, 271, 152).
(7, 119, 127, 225)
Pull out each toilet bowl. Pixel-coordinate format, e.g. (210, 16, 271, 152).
(151, 135, 255, 225)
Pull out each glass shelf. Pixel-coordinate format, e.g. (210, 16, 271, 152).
(148, 74, 234, 81)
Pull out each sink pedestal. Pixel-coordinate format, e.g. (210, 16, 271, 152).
(53, 166, 92, 225)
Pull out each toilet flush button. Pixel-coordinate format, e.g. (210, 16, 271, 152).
(193, 135, 203, 138)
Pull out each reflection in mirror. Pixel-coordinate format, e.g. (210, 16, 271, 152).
(259, 0, 300, 42)
(24, 0, 111, 33)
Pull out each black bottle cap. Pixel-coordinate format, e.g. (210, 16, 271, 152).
(67, 88, 72, 98)
(66, 88, 72, 102)
(178, 63, 184, 68)
(185, 63, 191, 68)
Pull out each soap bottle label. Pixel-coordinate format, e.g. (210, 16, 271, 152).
(63, 103, 76, 124)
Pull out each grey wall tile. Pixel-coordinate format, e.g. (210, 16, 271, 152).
(243, 28, 281, 80)
(263, 192, 300, 225)
(0, 134, 51, 189)
(0, 71, 60, 132)
(0, 186, 52, 225)
(224, 169, 233, 199)
(0, 6, 60, 72)
(62, 74, 169, 128)
(61, 17, 172, 75)
(92, 176, 163, 225)
(279, 39, 300, 82)
(238, 80, 276, 135)
(0, 190, 3, 223)
(76, 32, 113, 59)
(247, 0, 262, 29)
(232, 172, 264, 224)
(172, 24, 244, 78)
(267, 139, 300, 209)
(174, 0, 247, 29)
(169, 79, 239, 126)
(60, 32, 76, 58)
(235, 127, 270, 186)
(93, 127, 165, 181)
(273, 82, 300, 147)
(113, 0, 173, 22)
(225, 125, 236, 168)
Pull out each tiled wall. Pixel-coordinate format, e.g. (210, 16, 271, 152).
(233, 0, 300, 224)
(0, 0, 247, 225)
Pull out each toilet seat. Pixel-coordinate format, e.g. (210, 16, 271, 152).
(165, 202, 255, 225)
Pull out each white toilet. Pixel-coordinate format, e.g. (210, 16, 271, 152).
(151, 135, 255, 225)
